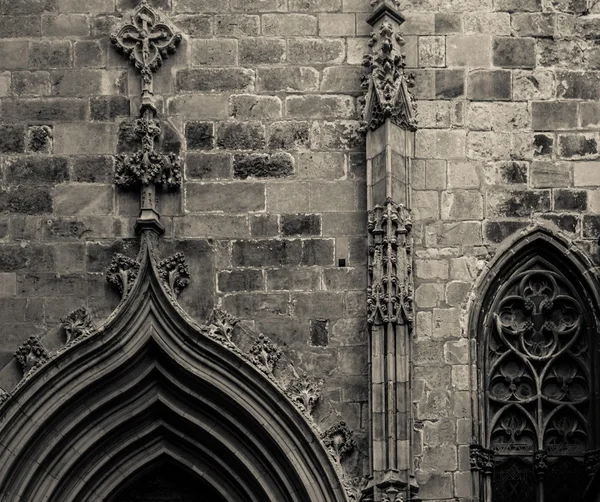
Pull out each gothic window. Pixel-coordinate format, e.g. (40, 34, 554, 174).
(471, 232, 600, 502)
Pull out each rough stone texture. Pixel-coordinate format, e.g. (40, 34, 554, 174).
(0, 0, 597, 500)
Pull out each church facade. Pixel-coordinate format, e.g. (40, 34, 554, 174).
(0, 0, 599, 500)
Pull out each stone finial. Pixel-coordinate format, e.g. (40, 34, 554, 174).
(15, 336, 49, 376)
(321, 421, 356, 465)
(361, 0, 416, 132)
(61, 307, 96, 344)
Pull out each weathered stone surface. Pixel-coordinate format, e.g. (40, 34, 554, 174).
(281, 214, 321, 236)
(467, 70, 512, 101)
(233, 152, 294, 179)
(186, 153, 231, 179)
(186, 183, 265, 212)
(176, 68, 255, 92)
(6, 156, 68, 184)
(216, 122, 265, 150)
(268, 121, 310, 150)
(186, 122, 214, 150)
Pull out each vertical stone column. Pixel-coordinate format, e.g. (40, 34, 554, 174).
(361, 1, 417, 500)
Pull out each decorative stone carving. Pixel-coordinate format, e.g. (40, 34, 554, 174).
(0, 388, 9, 406)
(158, 252, 190, 296)
(488, 269, 588, 455)
(111, 0, 181, 110)
(361, 1, 416, 132)
(345, 477, 369, 501)
(106, 253, 141, 298)
(249, 334, 282, 376)
(287, 371, 323, 415)
(534, 450, 548, 480)
(204, 309, 238, 343)
(111, 0, 182, 235)
(321, 421, 356, 465)
(15, 336, 49, 376)
(367, 198, 413, 326)
(470, 444, 494, 474)
(61, 307, 96, 344)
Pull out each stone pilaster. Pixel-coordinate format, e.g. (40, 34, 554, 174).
(361, 1, 418, 500)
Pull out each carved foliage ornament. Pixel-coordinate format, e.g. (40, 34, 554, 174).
(487, 268, 589, 455)
(15, 335, 49, 376)
(110, 0, 181, 78)
(321, 421, 356, 465)
(61, 307, 96, 344)
(204, 308, 238, 344)
(249, 334, 282, 376)
(361, 12, 417, 131)
(287, 371, 323, 415)
(107, 253, 141, 299)
(367, 198, 413, 326)
(158, 252, 190, 296)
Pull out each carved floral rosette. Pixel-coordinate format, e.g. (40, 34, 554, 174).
(360, 5, 417, 132)
(367, 198, 413, 326)
(14, 335, 49, 376)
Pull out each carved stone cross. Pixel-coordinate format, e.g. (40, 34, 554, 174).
(111, 0, 182, 235)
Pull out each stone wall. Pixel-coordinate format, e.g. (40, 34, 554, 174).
(0, 0, 600, 500)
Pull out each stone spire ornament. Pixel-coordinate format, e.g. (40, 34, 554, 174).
(111, 0, 182, 235)
(361, 0, 419, 500)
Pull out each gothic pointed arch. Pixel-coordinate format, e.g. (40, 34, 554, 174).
(468, 227, 600, 502)
(0, 232, 350, 502)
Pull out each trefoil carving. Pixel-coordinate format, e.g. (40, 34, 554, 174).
(61, 307, 96, 344)
(158, 252, 190, 296)
(15, 335, 49, 376)
(361, 4, 417, 132)
(249, 334, 282, 376)
(106, 253, 140, 299)
(321, 421, 356, 465)
(367, 198, 413, 326)
(287, 371, 323, 416)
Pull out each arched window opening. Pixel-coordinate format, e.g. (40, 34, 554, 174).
(471, 232, 600, 502)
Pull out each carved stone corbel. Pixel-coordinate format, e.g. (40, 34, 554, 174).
(15, 335, 49, 376)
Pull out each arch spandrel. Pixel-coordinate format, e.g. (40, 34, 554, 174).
(0, 233, 351, 502)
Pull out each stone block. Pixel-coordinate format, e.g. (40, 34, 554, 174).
(215, 14, 259, 36)
(531, 161, 571, 187)
(435, 13, 462, 33)
(50, 69, 124, 97)
(267, 182, 310, 212)
(54, 123, 117, 154)
(297, 151, 345, 179)
(288, 38, 344, 64)
(281, 214, 321, 236)
(419, 36, 445, 68)
(463, 12, 510, 34)
(554, 189, 587, 210)
(216, 122, 265, 150)
(29, 40, 72, 69)
(484, 220, 528, 243)
(446, 35, 491, 67)
(257, 67, 318, 92)
(532, 101, 577, 130)
(186, 152, 231, 179)
(2, 98, 87, 124)
(286, 95, 355, 118)
(320, 66, 362, 94)
(556, 71, 600, 100)
(415, 283, 444, 308)
(448, 161, 480, 188)
(176, 68, 254, 92)
(74, 40, 104, 68)
(250, 214, 278, 237)
(42, 14, 90, 36)
(512, 13, 555, 36)
(574, 162, 600, 186)
(558, 133, 599, 159)
(239, 38, 285, 64)
(0, 125, 25, 154)
(233, 239, 302, 267)
(190, 39, 237, 66)
(167, 94, 229, 119)
(486, 189, 550, 217)
(323, 268, 366, 290)
(318, 13, 354, 36)
(218, 269, 264, 292)
(444, 339, 469, 364)
(0, 15, 41, 38)
(173, 214, 249, 238)
(72, 156, 114, 183)
(412, 191, 439, 221)
(230, 94, 282, 120)
(309, 181, 357, 212)
(534, 133, 553, 157)
(467, 70, 512, 101)
(428, 221, 483, 246)
(186, 183, 265, 212)
(292, 291, 344, 318)
(310, 121, 363, 150)
(58, 0, 113, 12)
(231, 0, 285, 11)
(90, 96, 130, 121)
(268, 121, 310, 150)
(53, 184, 113, 216)
(513, 70, 555, 100)
(233, 152, 294, 179)
(6, 156, 68, 184)
(174, 0, 230, 11)
(301, 238, 334, 265)
(0, 273, 17, 297)
(221, 292, 289, 318)
(494, 0, 541, 11)
(267, 267, 320, 291)
(1, 0, 54, 14)
(0, 41, 28, 70)
(322, 212, 366, 236)
(172, 14, 213, 37)
(493, 37, 536, 68)
(185, 121, 214, 150)
(415, 259, 449, 280)
(262, 14, 317, 35)
(435, 69, 465, 98)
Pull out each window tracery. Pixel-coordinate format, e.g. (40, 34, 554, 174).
(472, 236, 600, 502)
